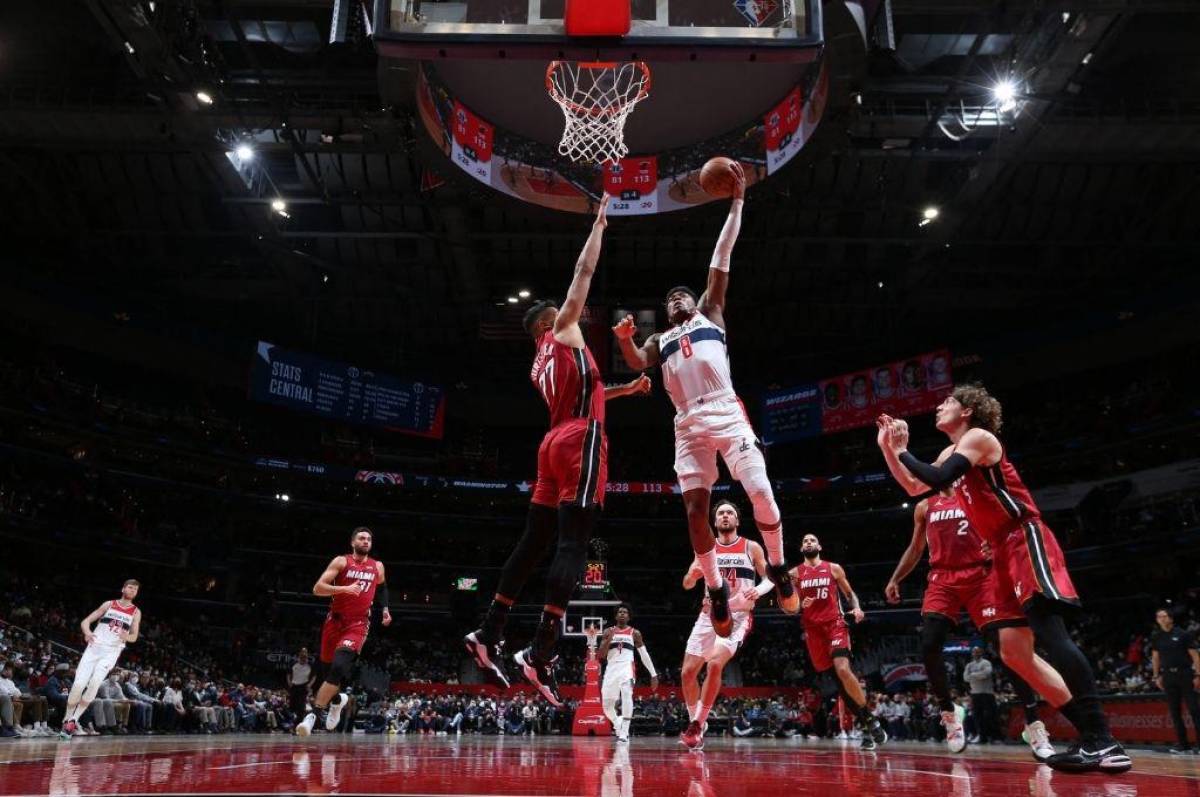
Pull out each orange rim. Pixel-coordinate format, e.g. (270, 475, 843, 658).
(546, 61, 651, 117)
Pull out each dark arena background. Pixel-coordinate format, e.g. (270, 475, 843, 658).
(1, 0, 1199, 795)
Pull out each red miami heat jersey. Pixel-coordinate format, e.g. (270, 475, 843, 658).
(330, 555, 379, 618)
(793, 560, 842, 626)
(955, 446, 1041, 546)
(925, 494, 987, 571)
(530, 329, 606, 429)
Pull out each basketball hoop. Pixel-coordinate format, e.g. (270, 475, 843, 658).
(546, 60, 651, 164)
(583, 625, 600, 651)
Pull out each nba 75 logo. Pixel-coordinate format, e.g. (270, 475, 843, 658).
(733, 0, 779, 27)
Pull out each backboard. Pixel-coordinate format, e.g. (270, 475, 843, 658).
(375, 0, 822, 62)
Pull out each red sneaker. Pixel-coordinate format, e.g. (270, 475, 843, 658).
(680, 720, 705, 751)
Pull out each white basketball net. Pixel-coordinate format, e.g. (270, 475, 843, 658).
(546, 61, 651, 164)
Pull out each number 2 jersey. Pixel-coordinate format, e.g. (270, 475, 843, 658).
(530, 329, 606, 430)
(91, 600, 137, 649)
(925, 493, 987, 573)
(330, 555, 379, 618)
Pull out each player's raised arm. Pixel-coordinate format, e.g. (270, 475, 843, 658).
(885, 500, 929, 604)
(697, 163, 745, 328)
(554, 196, 609, 345)
(612, 316, 661, 370)
(312, 556, 351, 597)
(831, 563, 864, 624)
(887, 425, 1001, 492)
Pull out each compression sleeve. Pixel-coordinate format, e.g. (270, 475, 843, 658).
(898, 451, 972, 490)
(374, 583, 390, 609)
(709, 199, 743, 272)
(636, 646, 657, 679)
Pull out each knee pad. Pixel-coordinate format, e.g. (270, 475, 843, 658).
(739, 468, 780, 527)
(326, 648, 357, 687)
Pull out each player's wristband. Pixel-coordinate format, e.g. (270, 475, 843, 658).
(754, 580, 775, 598)
(374, 583, 390, 608)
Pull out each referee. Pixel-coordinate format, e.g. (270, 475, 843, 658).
(1150, 607, 1200, 754)
(288, 647, 315, 718)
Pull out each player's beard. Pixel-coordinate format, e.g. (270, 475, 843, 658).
(802, 548, 819, 560)
(352, 544, 370, 557)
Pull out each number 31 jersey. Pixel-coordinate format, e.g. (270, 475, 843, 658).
(530, 329, 606, 429)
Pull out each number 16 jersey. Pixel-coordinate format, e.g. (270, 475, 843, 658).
(793, 560, 842, 628)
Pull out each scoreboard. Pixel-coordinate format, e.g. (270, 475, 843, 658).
(581, 561, 609, 592)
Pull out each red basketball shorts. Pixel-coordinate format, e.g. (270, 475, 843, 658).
(803, 619, 851, 673)
(532, 418, 607, 509)
(1001, 518, 1080, 610)
(922, 565, 1026, 630)
(320, 614, 369, 663)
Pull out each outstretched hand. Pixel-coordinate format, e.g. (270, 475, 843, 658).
(889, 419, 910, 453)
(627, 374, 652, 396)
(612, 314, 637, 340)
(730, 162, 746, 201)
(594, 194, 610, 228)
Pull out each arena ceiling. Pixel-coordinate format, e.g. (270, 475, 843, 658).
(1, 0, 1198, 384)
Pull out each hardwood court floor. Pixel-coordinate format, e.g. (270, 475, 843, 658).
(0, 733, 1196, 796)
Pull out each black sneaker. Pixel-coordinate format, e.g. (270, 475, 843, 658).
(464, 631, 511, 688)
(514, 648, 563, 707)
(864, 717, 888, 746)
(708, 582, 733, 638)
(1046, 737, 1132, 773)
(767, 563, 800, 615)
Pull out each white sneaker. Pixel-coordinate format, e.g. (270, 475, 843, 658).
(37, 722, 53, 737)
(1022, 720, 1055, 761)
(15, 726, 32, 738)
(325, 694, 347, 732)
(941, 710, 967, 754)
(296, 713, 317, 737)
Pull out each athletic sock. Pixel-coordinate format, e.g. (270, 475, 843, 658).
(532, 610, 562, 663)
(697, 549, 723, 590)
(696, 703, 713, 725)
(479, 595, 513, 643)
(759, 521, 785, 566)
(1024, 701, 1040, 726)
(688, 702, 699, 722)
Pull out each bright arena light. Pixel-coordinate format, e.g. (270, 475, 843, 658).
(507, 296, 519, 304)
(923, 206, 940, 221)
(271, 199, 287, 213)
(518, 289, 531, 299)
(195, 90, 214, 105)
(235, 145, 254, 161)
(993, 80, 1018, 112)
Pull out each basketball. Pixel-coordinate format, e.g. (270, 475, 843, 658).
(699, 156, 739, 198)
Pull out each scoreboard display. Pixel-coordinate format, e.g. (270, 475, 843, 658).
(582, 561, 609, 591)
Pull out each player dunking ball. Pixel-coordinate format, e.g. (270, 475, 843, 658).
(613, 165, 798, 640)
(297, 527, 390, 736)
(885, 489, 1060, 759)
(877, 384, 1132, 772)
(596, 605, 658, 743)
(791, 534, 887, 750)
(464, 198, 651, 705)
(60, 580, 141, 739)
(679, 500, 773, 751)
